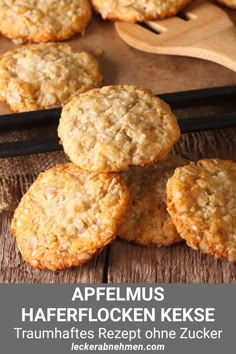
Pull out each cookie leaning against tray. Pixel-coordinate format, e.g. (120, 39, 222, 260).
(58, 85, 180, 172)
(91, 0, 191, 22)
(119, 155, 189, 247)
(167, 159, 236, 263)
(0, 43, 102, 112)
(11, 163, 131, 271)
(0, 0, 92, 43)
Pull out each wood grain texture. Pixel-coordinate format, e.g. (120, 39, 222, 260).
(108, 239, 236, 283)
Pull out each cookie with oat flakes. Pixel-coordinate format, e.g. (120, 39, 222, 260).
(91, 0, 191, 22)
(0, 43, 102, 112)
(58, 85, 180, 172)
(167, 159, 236, 263)
(0, 0, 91, 43)
(119, 155, 189, 247)
(11, 163, 130, 271)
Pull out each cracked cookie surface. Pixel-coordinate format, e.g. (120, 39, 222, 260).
(91, 0, 191, 22)
(11, 163, 131, 271)
(0, 43, 102, 112)
(58, 85, 180, 172)
(167, 159, 236, 263)
(119, 155, 189, 246)
(0, 0, 92, 42)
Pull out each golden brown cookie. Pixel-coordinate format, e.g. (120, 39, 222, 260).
(0, 0, 92, 43)
(119, 155, 189, 246)
(58, 85, 180, 172)
(167, 159, 236, 263)
(91, 0, 191, 22)
(217, 0, 236, 9)
(0, 43, 102, 112)
(11, 163, 131, 271)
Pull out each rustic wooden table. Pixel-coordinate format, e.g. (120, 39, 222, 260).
(0, 14, 236, 283)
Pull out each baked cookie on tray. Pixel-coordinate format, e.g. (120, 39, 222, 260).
(11, 163, 130, 271)
(0, 43, 102, 112)
(119, 155, 189, 247)
(0, 0, 91, 43)
(58, 85, 180, 172)
(167, 159, 236, 263)
(217, 0, 236, 8)
(91, 0, 191, 22)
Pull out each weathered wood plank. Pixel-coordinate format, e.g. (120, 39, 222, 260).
(108, 239, 236, 283)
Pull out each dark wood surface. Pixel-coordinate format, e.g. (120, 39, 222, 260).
(0, 15, 236, 283)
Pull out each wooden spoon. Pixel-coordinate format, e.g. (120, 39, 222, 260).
(115, 0, 236, 71)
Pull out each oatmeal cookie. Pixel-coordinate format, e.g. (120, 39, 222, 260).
(11, 163, 130, 271)
(119, 155, 188, 246)
(58, 85, 180, 172)
(0, 0, 91, 43)
(91, 0, 191, 22)
(167, 159, 236, 263)
(0, 43, 102, 112)
(216, 0, 236, 8)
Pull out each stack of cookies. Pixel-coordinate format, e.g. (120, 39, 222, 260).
(11, 85, 181, 271)
(57, 84, 236, 265)
(2, 2, 235, 272)
(11, 84, 236, 270)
